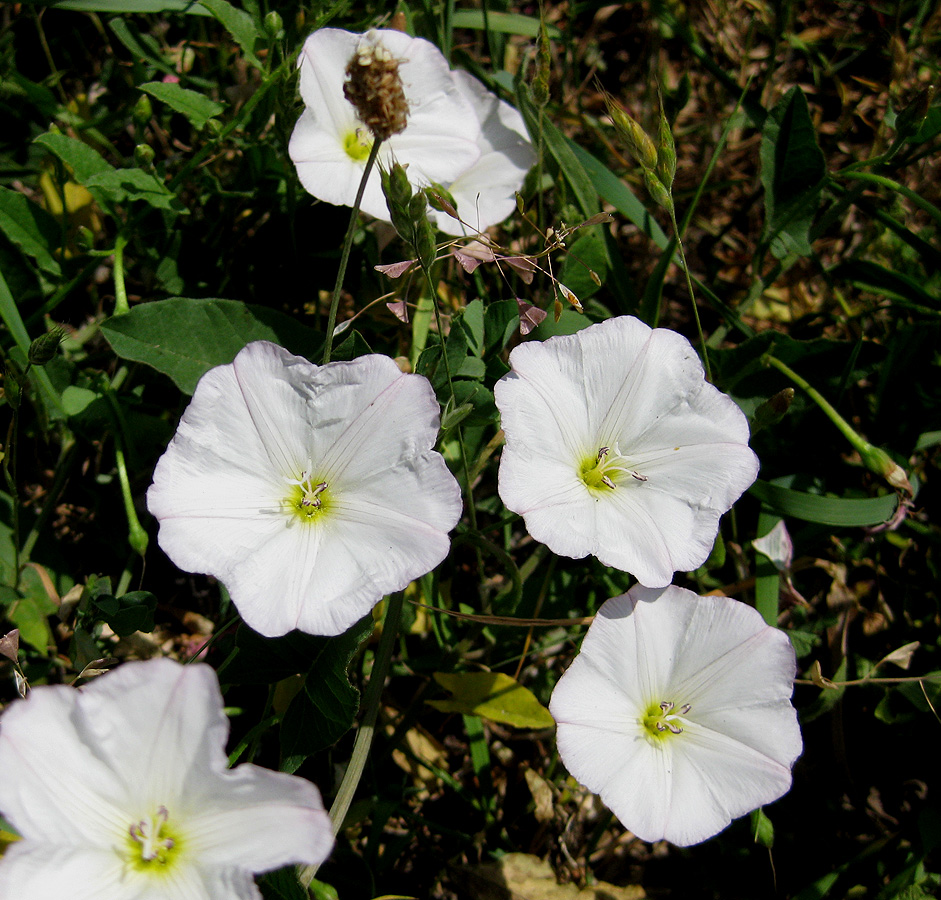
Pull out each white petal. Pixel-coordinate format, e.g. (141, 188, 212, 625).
(432, 70, 534, 235)
(149, 348, 462, 636)
(495, 317, 759, 582)
(662, 724, 795, 845)
(297, 29, 361, 127)
(74, 660, 230, 809)
(0, 685, 130, 844)
(185, 765, 333, 871)
(549, 586, 801, 846)
(0, 844, 137, 900)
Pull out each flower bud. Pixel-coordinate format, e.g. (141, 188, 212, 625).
(656, 108, 677, 190)
(134, 143, 155, 168)
(263, 10, 284, 40)
(343, 31, 409, 141)
(415, 218, 437, 271)
(643, 170, 674, 211)
(381, 163, 414, 238)
(2, 361, 22, 410)
(76, 226, 95, 253)
(132, 95, 152, 130)
(605, 95, 658, 171)
(28, 327, 65, 367)
(425, 183, 458, 220)
(752, 388, 794, 433)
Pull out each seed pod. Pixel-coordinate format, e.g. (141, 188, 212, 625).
(343, 31, 409, 141)
(28, 328, 65, 367)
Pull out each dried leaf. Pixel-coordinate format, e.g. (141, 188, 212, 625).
(0, 629, 19, 662)
(375, 259, 417, 278)
(516, 298, 547, 335)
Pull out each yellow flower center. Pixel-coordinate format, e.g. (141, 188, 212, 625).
(579, 445, 647, 493)
(343, 128, 373, 162)
(642, 700, 692, 743)
(285, 466, 333, 522)
(127, 806, 180, 872)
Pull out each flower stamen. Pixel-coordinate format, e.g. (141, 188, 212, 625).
(286, 464, 331, 520)
(580, 443, 646, 492)
(129, 806, 175, 864)
(643, 700, 692, 740)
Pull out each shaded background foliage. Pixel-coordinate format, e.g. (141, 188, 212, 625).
(1, 1, 940, 899)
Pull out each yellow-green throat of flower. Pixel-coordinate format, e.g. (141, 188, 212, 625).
(127, 806, 180, 870)
(343, 128, 373, 162)
(579, 444, 647, 493)
(286, 466, 332, 521)
(642, 700, 692, 742)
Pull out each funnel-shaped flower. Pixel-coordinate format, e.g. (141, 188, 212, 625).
(148, 341, 462, 637)
(289, 28, 482, 221)
(0, 658, 333, 897)
(430, 70, 535, 236)
(550, 585, 802, 846)
(494, 316, 759, 586)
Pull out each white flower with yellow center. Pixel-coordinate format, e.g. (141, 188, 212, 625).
(0, 658, 334, 897)
(147, 341, 462, 637)
(494, 316, 760, 587)
(288, 28, 482, 221)
(550, 585, 802, 846)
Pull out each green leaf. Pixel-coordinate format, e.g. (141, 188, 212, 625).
(450, 10, 561, 38)
(559, 229, 608, 302)
(279, 617, 373, 771)
(46, 0, 211, 12)
(140, 81, 225, 130)
(0, 186, 62, 277)
(428, 671, 554, 729)
(199, 0, 262, 67)
(760, 86, 826, 258)
(100, 297, 323, 394)
(457, 299, 485, 357)
(91, 590, 157, 637)
(258, 868, 310, 900)
(483, 299, 519, 356)
(831, 259, 939, 309)
(34, 132, 114, 183)
(748, 479, 899, 527)
(84, 167, 182, 212)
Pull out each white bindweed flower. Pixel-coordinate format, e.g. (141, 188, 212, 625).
(289, 28, 482, 221)
(0, 658, 334, 897)
(550, 585, 802, 846)
(430, 70, 535, 236)
(147, 341, 462, 637)
(494, 316, 759, 586)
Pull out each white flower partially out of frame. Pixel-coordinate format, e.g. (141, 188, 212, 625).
(288, 28, 482, 221)
(147, 341, 462, 637)
(550, 585, 802, 847)
(494, 316, 760, 587)
(0, 658, 334, 898)
(430, 70, 535, 236)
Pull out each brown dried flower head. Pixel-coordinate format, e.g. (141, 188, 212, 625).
(343, 31, 409, 142)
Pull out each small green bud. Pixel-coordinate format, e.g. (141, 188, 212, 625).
(381, 163, 415, 239)
(415, 218, 437, 271)
(133, 143, 155, 168)
(263, 10, 284, 40)
(655, 107, 677, 190)
(533, 18, 552, 108)
(425, 183, 458, 220)
(28, 328, 65, 367)
(859, 445, 914, 498)
(205, 118, 224, 137)
(2, 361, 23, 409)
(752, 388, 794, 433)
(605, 95, 658, 170)
(407, 192, 427, 225)
(132, 94, 152, 129)
(643, 170, 673, 210)
(76, 226, 95, 253)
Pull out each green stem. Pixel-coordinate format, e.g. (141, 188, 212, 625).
(298, 593, 404, 890)
(765, 354, 912, 495)
(112, 233, 130, 316)
(838, 170, 941, 226)
(421, 268, 478, 532)
(3, 412, 20, 590)
(668, 206, 711, 380)
(322, 139, 383, 365)
(114, 439, 148, 556)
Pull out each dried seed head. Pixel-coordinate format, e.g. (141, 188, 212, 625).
(343, 31, 409, 142)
